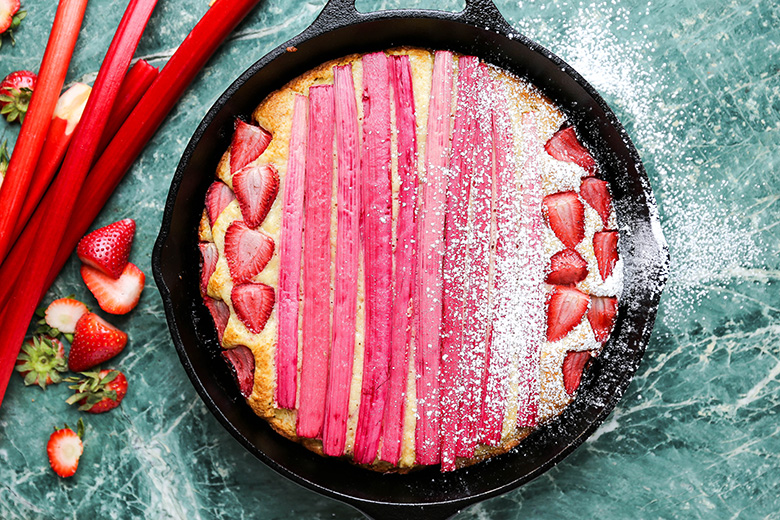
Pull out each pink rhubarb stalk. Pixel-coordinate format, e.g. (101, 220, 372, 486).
(415, 50, 453, 466)
(322, 65, 360, 456)
(275, 94, 307, 410)
(353, 52, 393, 465)
(380, 55, 418, 466)
(297, 84, 334, 439)
(439, 54, 478, 472)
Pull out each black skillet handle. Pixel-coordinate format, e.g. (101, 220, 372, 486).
(350, 501, 466, 520)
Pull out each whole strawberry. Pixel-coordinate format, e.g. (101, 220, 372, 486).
(77, 218, 136, 279)
(14, 335, 67, 389)
(68, 312, 128, 372)
(66, 369, 127, 413)
(0, 0, 25, 49)
(47, 419, 85, 478)
(0, 69, 36, 123)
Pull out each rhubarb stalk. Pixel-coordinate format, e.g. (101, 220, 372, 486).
(353, 52, 393, 465)
(322, 65, 360, 457)
(415, 50, 453, 466)
(275, 94, 307, 410)
(297, 84, 334, 439)
(380, 55, 418, 465)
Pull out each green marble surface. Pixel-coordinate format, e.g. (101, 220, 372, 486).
(0, 0, 777, 518)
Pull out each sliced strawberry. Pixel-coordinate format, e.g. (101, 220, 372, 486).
(45, 298, 88, 334)
(0, 0, 21, 34)
(544, 126, 596, 174)
(224, 220, 274, 283)
(230, 120, 272, 174)
(68, 313, 128, 372)
(547, 286, 590, 342)
(47, 419, 84, 478)
(580, 177, 613, 227)
(222, 345, 255, 398)
(76, 218, 136, 279)
(543, 191, 585, 248)
(14, 335, 66, 388)
(231, 282, 275, 334)
(205, 181, 236, 226)
(546, 249, 588, 285)
(199, 242, 218, 297)
(593, 230, 619, 280)
(204, 297, 229, 342)
(65, 369, 127, 413)
(588, 296, 618, 342)
(81, 262, 145, 315)
(562, 350, 593, 394)
(232, 163, 279, 228)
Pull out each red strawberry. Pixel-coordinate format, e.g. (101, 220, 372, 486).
(229, 120, 272, 174)
(543, 191, 585, 248)
(547, 286, 590, 342)
(76, 218, 136, 279)
(204, 297, 230, 342)
(45, 298, 88, 334)
(0, 0, 20, 33)
(593, 230, 619, 280)
(0, 69, 36, 123)
(232, 163, 279, 228)
(232, 282, 275, 334)
(580, 177, 613, 227)
(222, 345, 255, 398)
(205, 181, 236, 226)
(14, 335, 66, 389)
(47, 419, 85, 478)
(546, 248, 588, 285)
(224, 220, 275, 283)
(68, 312, 128, 372)
(199, 242, 218, 297)
(562, 350, 594, 394)
(588, 296, 618, 342)
(544, 126, 596, 174)
(66, 369, 127, 413)
(81, 262, 145, 315)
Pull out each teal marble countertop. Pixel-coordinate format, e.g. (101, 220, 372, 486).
(1, 0, 777, 518)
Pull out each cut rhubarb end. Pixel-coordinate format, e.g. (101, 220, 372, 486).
(53, 83, 91, 134)
(230, 120, 272, 175)
(222, 345, 255, 398)
(544, 126, 597, 174)
(297, 84, 334, 440)
(322, 64, 360, 457)
(276, 94, 307, 410)
(415, 50, 454, 466)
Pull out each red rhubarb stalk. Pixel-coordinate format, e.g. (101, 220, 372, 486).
(0, 0, 158, 408)
(380, 54, 418, 465)
(415, 50, 453, 466)
(353, 52, 393, 465)
(322, 65, 360, 456)
(516, 111, 545, 427)
(275, 94, 307, 410)
(439, 54, 478, 472)
(297, 84, 334, 439)
(455, 63, 494, 459)
(0, 0, 89, 263)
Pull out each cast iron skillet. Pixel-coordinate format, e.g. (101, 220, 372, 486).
(153, 0, 670, 518)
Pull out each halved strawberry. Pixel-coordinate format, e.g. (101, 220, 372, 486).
(232, 163, 279, 228)
(81, 262, 145, 315)
(229, 120, 272, 174)
(199, 242, 218, 297)
(0, 0, 21, 34)
(546, 248, 588, 285)
(224, 220, 275, 283)
(66, 369, 128, 413)
(45, 298, 88, 334)
(588, 296, 618, 342)
(222, 345, 255, 398)
(544, 126, 596, 174)
(562, 350, 594, 394)
(14, 335, 66, 389)
(547, 286, 590, 342)
(205, 181, 235, 226)
(231, 282, 275, 334)
(76, 218, 135, 279)
(68, 313, 128, 372)
(204, 297, 229, 342)
(543, 191, 585, 248)
(580, 177, 613, 227)
(47, 419, 84, 478)
(593, 230, 619, 280)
